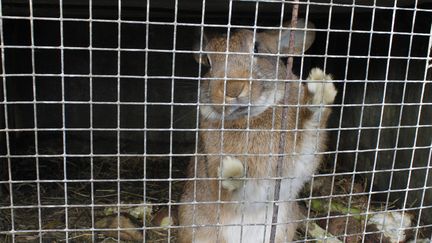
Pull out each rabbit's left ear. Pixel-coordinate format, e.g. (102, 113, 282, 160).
(259, 19, 316, 54)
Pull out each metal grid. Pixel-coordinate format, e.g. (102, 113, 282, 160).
(0, 0, 431, 242)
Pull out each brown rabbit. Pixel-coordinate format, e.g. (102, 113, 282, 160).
(178, 20, 337, 243)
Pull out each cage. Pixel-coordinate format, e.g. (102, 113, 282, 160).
(0, 0, 431, 242)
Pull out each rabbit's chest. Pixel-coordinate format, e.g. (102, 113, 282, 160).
(221, 180, 297, 243)
(203, 130, 278, 155)
(230, 178, 299, 204)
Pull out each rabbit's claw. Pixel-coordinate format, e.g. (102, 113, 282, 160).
(306, 68, 337, 106)
(218, 156, 244, 191)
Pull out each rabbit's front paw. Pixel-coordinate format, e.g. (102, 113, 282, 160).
(218, 156, 244, 192)
(306, 68, 337, 105)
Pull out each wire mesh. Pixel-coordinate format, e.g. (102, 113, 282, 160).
(0, 0, 431, 243)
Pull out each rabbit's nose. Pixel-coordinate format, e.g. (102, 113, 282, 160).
(226, 81, 246, 98)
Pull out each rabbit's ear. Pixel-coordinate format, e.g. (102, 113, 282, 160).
(193, 33, 212, 67)
(260, 19, 315, 54)
(281, 19, 315, 54)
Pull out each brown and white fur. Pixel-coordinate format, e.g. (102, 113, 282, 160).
(178, 20, 337, 243)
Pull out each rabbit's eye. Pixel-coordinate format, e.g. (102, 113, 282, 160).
(254, 42, 260, 54)
(204, 54, 212, 67)
(199, 53, 211, 68)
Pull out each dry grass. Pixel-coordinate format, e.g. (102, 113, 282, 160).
(1, 148, 429, 242)
(0, 150, 187, 243)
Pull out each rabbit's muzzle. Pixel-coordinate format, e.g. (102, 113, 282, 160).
(200, 75, 281, 121)
(224, 80, 247, 98)
(212, 79, 254, 118)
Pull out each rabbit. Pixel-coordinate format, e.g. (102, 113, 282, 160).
(178, 19, 337, 243)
